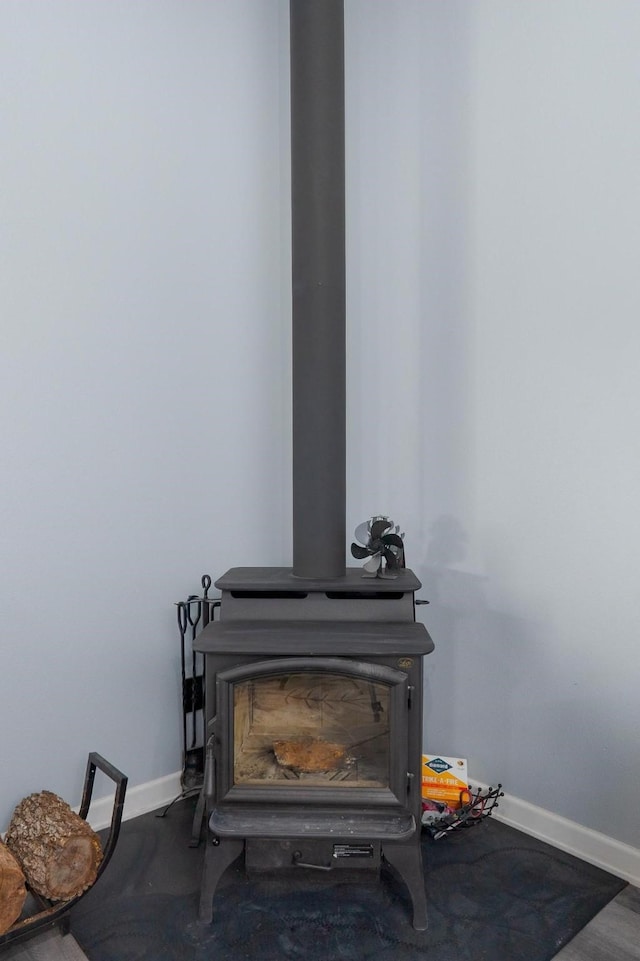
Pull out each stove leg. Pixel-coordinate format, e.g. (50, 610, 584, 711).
(189, 787, 206, 847)
(199, 837, 244, 924)
(382, 840, 428, 931)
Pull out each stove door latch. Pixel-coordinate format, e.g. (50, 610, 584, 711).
(292, 844, 375, 871)
(292, 851, 332, 871)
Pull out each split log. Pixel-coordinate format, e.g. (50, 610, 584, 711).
(0, 838, 27, 935)
(273, 737, 347, 773)
(5, 791, 103, 901)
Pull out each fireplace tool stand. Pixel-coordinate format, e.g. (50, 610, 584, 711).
(167, 576, 220, 844)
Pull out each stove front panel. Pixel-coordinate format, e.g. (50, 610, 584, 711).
(214, 656, 411, 808)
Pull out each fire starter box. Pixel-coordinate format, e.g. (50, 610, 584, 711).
(421, 755, 469, 809)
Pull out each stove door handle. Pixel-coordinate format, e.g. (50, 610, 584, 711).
(204, 730, 218, 800)
(292, 851, 332, 872)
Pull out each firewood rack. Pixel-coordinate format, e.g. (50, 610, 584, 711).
(0, 752, 127, 951)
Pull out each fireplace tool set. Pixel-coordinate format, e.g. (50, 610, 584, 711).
(175, 575, 219, 797)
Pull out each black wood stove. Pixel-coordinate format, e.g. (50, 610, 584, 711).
(191, 0, 435, 931)
(194, 567, 433, 930)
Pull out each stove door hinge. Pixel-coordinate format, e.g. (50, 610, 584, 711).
(407, 685, 415, 709)
(406, 771, 415, 794)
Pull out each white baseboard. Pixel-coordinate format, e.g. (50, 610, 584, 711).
(84, 773, 640, 887)
(475, 783, 640, 887)
(83, 771, 183, 832)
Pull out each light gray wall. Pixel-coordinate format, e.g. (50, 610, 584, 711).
(345, 0, 640, 849)
(0, 0, 291, 825)
(466, 0, 640, 846)
(2, 0, 639, 853)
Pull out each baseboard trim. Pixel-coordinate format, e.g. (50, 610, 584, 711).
(83, 771, 183, 832)
(473, 782, 640, 887)
(84, 773, 640, 887)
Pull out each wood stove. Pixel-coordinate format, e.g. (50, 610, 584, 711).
(192, 0, 435, 931)
(194, 568, 433, 930)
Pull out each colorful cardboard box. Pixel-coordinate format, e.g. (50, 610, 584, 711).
(421, 754, 469, 809)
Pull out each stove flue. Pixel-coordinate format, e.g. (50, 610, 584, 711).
(291, 0, 346, 579)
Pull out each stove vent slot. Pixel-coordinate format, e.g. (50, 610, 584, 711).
(229, 591, 309, 600)
(325, 591, 405, 601)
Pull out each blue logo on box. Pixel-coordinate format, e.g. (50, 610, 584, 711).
(426, 757, 452, 774)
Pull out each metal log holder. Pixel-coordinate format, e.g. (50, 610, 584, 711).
(0, 752, 128, 951)
(423, 784, 504, 841)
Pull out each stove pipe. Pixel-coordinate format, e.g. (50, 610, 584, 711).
(290, 0, 346, 580)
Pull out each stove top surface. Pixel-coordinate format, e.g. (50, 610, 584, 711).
(215, 566, 423, 594)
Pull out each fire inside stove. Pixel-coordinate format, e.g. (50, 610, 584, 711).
(234, 671, 390, 787)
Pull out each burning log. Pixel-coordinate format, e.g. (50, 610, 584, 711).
(0, 838, 27, 935)
(5, 791, 102, 901)
(273, 737, 347, 774)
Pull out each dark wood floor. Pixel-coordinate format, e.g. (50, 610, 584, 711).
(2, 928, 88, 960)
(554, 885, 640, 960)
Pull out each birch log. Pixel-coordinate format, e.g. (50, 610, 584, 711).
(0, 837, 27, 934)
(5, 791, 102, 901)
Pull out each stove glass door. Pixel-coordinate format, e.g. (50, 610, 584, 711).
(216, 657, 409, 803)
(234, 670, 390, 787)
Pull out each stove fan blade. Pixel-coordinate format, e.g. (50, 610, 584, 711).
(350, 516, 405, 577)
